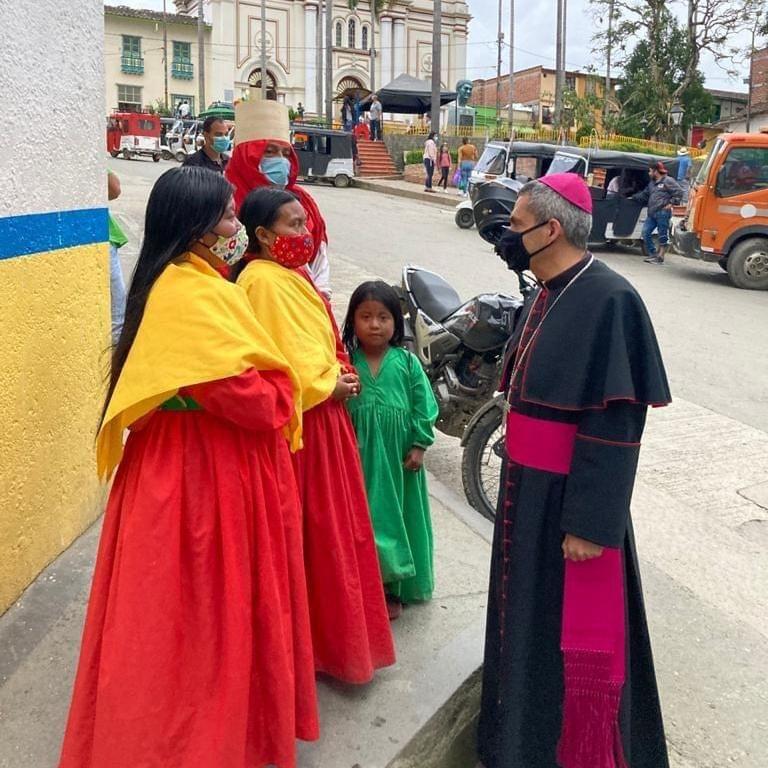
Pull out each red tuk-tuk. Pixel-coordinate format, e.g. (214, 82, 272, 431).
(107, 111, 161, 162)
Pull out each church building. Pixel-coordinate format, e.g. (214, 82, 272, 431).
(174, 0, 470, 113)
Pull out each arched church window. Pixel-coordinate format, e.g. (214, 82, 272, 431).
(361, 26, 368, 51)
(335, 21, 342, 48)
(348, 19, 356, 49)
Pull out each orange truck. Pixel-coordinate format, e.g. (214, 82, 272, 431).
(674, 132, 768, 290)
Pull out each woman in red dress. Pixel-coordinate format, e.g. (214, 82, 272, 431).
(231, 187, 396, 684)
(58, 167, 318, 768)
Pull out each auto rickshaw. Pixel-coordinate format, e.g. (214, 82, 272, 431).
(472, 146, 683, 251)
(106, 111, 161, 162)
(290, 125, 354, 187)
(543, 147, 682, 250)
(456, 141, 559, 229)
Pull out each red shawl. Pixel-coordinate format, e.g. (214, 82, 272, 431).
(225, 140, 328, 255)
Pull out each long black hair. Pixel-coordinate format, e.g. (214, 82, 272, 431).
(101, 166, 234, 427)
(230, 187, 298, 282)
(342, 280, 405, 355)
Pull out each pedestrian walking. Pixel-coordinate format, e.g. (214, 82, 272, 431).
(479, 173, 672, 768)
(369, 95, 383, 141)
(181, 115, 230, 172)
(423, 131, 437, 192)
(226, 99, 332, 297)
(438, 142, 452, 190)
(232, 187, 396, 685)
(632, 161, 683, 265)
(59, 167, 319, 768)
(342, 281, 439, 621)
(107, 170, 127, 344)
(457, 137, 478, 195)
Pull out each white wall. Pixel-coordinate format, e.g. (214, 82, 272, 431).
(0, 0, 104, 217)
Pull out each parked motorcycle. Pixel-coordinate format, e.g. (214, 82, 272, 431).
(396, 265, 529, 520)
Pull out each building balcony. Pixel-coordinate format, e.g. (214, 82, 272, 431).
(172, 60, 194, 80)
(121, 56, 144, 75)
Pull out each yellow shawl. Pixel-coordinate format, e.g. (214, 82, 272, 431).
(97, 254, 302, 479)
(236, 260, 341, 412)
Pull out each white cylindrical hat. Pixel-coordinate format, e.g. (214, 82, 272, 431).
(235, 98, 290, 145)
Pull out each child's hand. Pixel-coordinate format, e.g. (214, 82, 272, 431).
(403, 447, 425, 471)
(333, 373, 361, 401)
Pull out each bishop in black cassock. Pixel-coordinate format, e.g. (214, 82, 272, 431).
(478, 174, 671, 768)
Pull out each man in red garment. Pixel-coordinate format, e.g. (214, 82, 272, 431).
(226, 98, 332, 298)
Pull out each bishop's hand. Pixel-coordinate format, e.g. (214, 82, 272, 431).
(562, 533, 604, 562)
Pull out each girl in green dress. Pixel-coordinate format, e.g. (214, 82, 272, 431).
(343, 282, 439, 620)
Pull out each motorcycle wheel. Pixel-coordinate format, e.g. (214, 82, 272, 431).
(461, 404, 504, 522)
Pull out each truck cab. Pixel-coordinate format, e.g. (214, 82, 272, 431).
(674, 132, 768, 290)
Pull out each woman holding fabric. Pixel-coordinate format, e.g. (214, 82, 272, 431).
(58, 167, 318, 768)
(231, 187, 396, 685)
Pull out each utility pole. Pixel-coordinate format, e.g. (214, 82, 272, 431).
(316, 1, 323, 117)
(604, 0, 614, 124)
(554, 0, 565, 128)
(507, 0, 515, 130)
(325, 0, 333, 124)
(162, 0, 169, 111)
(370, 0, 376, 95)
(197, 0, 206, 114)
(430, 0, 442, 131)
(495, 0, 503, 130)
(260, 0, 268, 98)
(746, 17, 758, 132)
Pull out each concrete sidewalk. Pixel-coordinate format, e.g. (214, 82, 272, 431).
(354, 178, 462, 209)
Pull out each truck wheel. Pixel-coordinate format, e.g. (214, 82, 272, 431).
(333, 174, 351, 188)
(455, 208, 475, 229)
(161, 149, 173, 161)
(461, 404, 504, 522)
(153, 154, 161, 162)
(175, 151, 186, 163)
(109, 150, 119, 158)
(122, 148, 133, 161)
(726, 238, 768, 290)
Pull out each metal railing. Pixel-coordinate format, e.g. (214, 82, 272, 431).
(171, 60, 194, 80)
(120, 56, 144, 75)
(578, 133, 707, 158)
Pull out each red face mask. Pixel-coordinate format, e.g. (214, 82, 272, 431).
(271, 233, 315, 268)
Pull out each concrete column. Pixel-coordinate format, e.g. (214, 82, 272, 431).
(380, 16, 393, 87)
(393, 18, 406, 77)
(304, 1, 317, 112)
(454, 29, 467, 85)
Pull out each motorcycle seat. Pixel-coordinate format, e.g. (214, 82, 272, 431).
(409, 269, 463, 323)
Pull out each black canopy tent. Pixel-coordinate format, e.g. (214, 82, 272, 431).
(362, 73, 458, 115)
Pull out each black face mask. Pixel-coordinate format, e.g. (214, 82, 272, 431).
(496, 221, 551, 273)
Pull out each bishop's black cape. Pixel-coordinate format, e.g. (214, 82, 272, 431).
(478, 257, 671, 768)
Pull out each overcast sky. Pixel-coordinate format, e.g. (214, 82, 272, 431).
(106, 0, 751, 91)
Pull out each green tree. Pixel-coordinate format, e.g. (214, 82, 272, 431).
(613, 14, 714, 139)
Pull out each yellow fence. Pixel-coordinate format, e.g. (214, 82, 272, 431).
(380, 121, 706, 157)
(577, 133, 708, 158)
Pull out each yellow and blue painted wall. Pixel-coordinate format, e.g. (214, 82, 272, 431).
(0, 0, 110, 613)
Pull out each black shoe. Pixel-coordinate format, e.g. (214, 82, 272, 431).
(644, 255, 664, 264)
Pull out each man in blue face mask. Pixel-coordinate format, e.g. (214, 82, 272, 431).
(226, 98, 332, 298)
(182, 116, 230, 173)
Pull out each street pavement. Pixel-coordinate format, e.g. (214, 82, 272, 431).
(1, 158, 765, 767)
